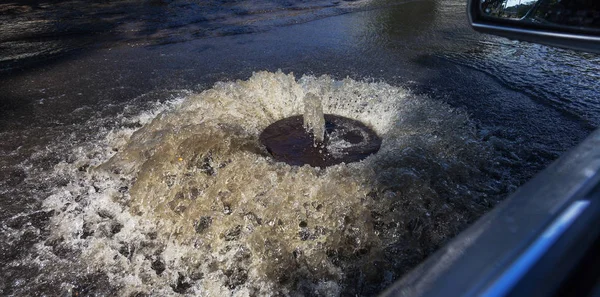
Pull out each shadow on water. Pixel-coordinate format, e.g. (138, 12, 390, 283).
(324, 149, 500, 295)
(372, 0, 438, 39)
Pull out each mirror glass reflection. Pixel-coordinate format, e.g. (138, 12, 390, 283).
(480, 0, 600, 30)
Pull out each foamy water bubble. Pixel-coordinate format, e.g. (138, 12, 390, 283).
(43, 71, 500, 296)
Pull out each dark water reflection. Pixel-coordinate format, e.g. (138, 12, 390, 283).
(372, 0, 438, 40)
(0, 0, 374, 71)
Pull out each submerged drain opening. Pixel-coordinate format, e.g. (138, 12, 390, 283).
(260, 114, 381, 167)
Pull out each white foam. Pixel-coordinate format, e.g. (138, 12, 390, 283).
(41, 71, 497, 296)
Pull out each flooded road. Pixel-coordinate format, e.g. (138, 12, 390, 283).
(0, 0, 598, 296)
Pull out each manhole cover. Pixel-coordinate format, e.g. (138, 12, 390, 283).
(260, 114, 381, 167)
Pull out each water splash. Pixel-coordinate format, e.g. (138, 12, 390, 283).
(41, 71, 505, 296)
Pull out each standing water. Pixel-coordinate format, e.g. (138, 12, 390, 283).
(0, 0, 598, 296)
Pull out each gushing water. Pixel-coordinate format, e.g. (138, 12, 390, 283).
(42, 71, 504, 296)
(303, 92, 326, 143)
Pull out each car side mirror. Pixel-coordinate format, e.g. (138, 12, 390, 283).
(468, 0, 600, 53)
